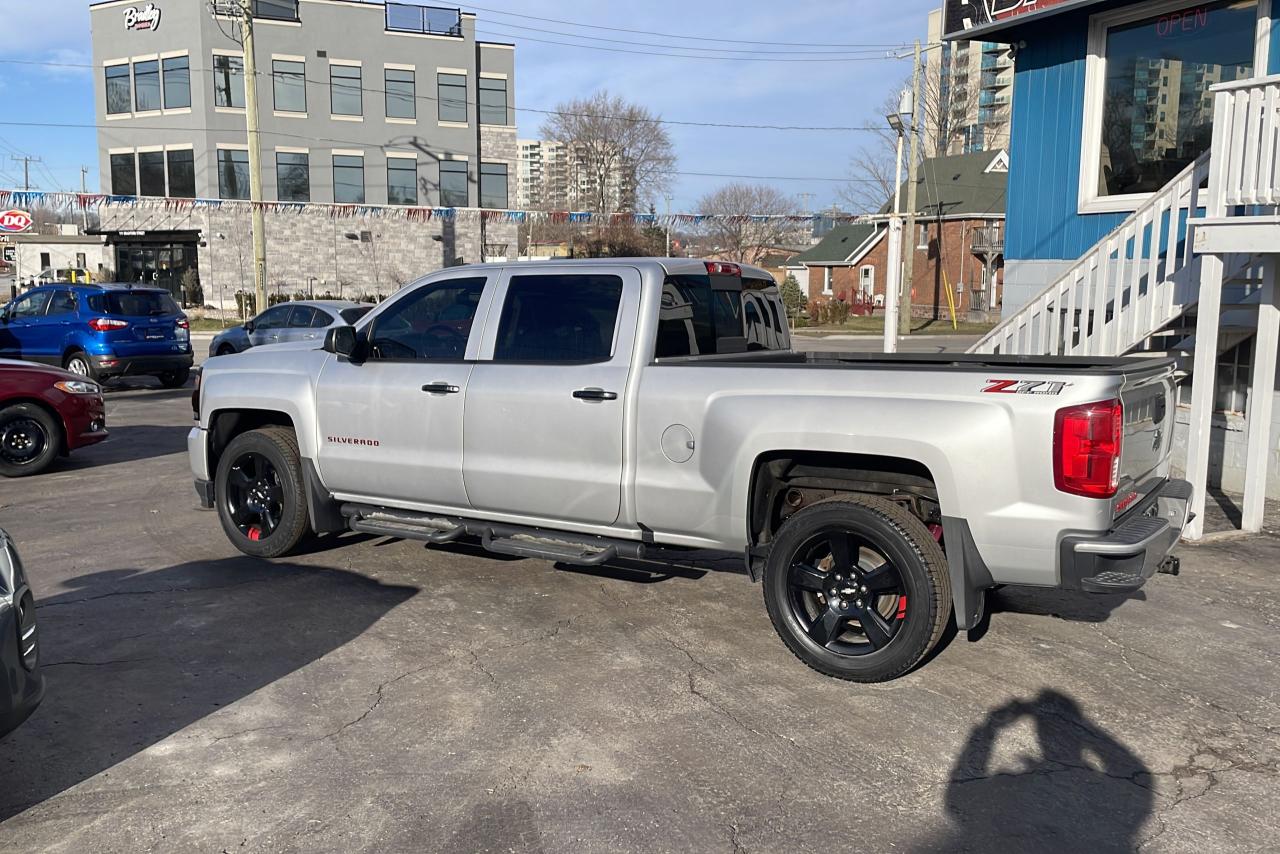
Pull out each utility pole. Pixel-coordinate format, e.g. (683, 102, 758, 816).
(797, 192, 814, 214)
(80, 166, 90, 231)
(237, 0, 268, 314)
(10, 155, 41, 192)
(899, 39, 922, 337)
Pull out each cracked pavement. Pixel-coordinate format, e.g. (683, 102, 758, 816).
(1, 379, 1277, 853)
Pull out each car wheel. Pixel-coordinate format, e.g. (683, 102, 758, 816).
(0, 403, 62, 478)
(216, 344, 236, 356)
(762, 496, 952, 683)
(64, 351, 94, 379)
(215, 426, 310, 558)
(157, 368, 190, 388)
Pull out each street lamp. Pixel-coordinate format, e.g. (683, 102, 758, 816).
(883, 89, 913, 354)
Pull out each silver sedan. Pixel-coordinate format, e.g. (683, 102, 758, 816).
(208, 300, 374, 357)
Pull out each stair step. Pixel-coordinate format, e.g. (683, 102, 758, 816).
(1079, 570, 1147, 593)
(349, 517, 463, 544)
(483, 532, 618, 566)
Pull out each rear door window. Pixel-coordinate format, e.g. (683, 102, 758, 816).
(46, 290, 77, 317)
(367, 277, 486, 360)
(310, 308, 335, 328)
(253, 305, 293, 330)
(87, 291, 179, 317)
(492, 274, 623, 362)
(288, 306, 318, 328)
(340, 306, 372, 325)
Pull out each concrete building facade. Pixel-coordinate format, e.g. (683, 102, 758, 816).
(88, 0, 517, 303)
(515, 138, 635, 212)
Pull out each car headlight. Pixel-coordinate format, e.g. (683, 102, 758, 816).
(54, 380, 101, 395)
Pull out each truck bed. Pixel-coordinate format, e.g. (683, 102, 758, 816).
(658, 350, 1176, 378)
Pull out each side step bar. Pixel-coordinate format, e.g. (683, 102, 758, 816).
(340, 503, 644, 567)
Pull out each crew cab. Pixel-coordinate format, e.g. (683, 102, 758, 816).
(189, 259, 1190, 682)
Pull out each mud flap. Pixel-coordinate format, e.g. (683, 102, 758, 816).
(940, 516, 995, 632)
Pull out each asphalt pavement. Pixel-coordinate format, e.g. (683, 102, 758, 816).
(0, 371, 1277, 852)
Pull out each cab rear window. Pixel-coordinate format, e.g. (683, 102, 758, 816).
(87, 291, 180, 317)
(655, 274, 789, 358)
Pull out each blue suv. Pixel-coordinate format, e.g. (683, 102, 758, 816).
(0, 284, 194, 387)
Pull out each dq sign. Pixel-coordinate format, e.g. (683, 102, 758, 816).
(0, 210, 33, 234)
(123, 3, 162, 32)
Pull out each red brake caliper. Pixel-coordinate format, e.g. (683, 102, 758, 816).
(247, 526, 262, 541)
(896, 596, 908, 620)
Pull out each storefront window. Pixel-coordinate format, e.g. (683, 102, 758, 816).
(1096, 0, 1256, 197)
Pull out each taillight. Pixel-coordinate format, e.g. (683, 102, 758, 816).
(1054, 399, 1123, 498)
(88, 317, 128, 332)
(177, 317, 190, 330)
(705, 261, 741, 276)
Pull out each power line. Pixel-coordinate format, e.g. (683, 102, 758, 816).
(459, 2, 897, 49)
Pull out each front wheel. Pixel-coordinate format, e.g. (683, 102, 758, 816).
(0, 403, 62, 478)
(762, 496, 951, 682)
(215, 427, 310, 558)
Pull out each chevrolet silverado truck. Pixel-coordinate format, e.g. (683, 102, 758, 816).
(188, 259, 1191, 682)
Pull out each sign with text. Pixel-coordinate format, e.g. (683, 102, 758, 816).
(0, 210, 33, 234)
(943, 0, 1090, 37)
(123, 3, 161, 32)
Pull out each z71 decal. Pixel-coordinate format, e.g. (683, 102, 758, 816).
(982, 379, 1069, 395)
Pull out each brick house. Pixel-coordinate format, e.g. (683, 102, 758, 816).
(787, 150, 1007, 321)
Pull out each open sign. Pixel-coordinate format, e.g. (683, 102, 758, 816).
(0, 210, 33, 233)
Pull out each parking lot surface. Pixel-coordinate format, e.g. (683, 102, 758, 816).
(0, 377, 1277, 853)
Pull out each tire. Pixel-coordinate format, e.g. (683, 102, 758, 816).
(215, 426, 310, 558)
(64, 351, 94, 379)
(762, 496, 951, 683)
(157, 368, 190, 388)
(0, 403, 62, 478)
(216, 345, 236, 357)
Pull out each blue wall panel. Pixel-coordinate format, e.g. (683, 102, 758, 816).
(1005, 14, 1125, 263)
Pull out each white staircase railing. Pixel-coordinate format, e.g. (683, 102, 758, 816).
(970, 153, 1210, 356)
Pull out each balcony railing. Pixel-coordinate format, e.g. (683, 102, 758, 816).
(971, 226, 1003, 254)
(385, 3, 462, 36)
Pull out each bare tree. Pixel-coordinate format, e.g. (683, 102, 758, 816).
(695, 183, 798, 264)
(540, 91, 675, 213)
(840, 89, 905, 214)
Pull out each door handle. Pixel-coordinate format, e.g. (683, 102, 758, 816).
(421, 382, 461, 394)
(572, 387, 618, 401)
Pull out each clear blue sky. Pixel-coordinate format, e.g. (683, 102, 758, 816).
(0, 0, 938, 212)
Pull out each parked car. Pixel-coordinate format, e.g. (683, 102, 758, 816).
(0, 527, 42, 738)
(208, 300, 374, 357)
(0, 284, 194, 387)
(189, 259, 1189, 683)
(0, 358, 107, 477)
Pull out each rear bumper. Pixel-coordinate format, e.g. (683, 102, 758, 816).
(91, 351, 193, 376)
(1059, 479, 1192, 593)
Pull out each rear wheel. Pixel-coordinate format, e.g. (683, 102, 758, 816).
(0, 403, 62, 478)
(64, 351, 93, 379)
(157, 368, 190, 388)
(215, 426, 310, 558)
(216, 344, 236, 356)
(762, 496, 951, 682)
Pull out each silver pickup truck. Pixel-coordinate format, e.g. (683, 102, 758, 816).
(189, 258, 1191, 682)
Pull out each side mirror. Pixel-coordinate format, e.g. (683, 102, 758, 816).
(244, 319, 256, 334)
(324, 325, 361, 360)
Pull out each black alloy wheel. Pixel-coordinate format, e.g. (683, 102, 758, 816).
(224, 451, 285, 542)
(786, 528, 908, 655)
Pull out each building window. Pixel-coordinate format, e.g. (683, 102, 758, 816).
(387, 158, 418, 205)
(1086, 0, 1256, 204)
(167, 149, 196, 197)
(917, 223, 929, 249)
(478, 77, 507, 125)
(213, 54, 245, 108)
(1216, 338, 1254, 413)
(106, 65, 132, 114)
(277, 151, 310, 202)
(439, 160, 468, 206)
(330, 64, 362, 116)
(385, 68, 416, 119)
(133, 60, 161, 112)
(218, 149, 251, 199)
(137, 151, 166, 196)
(253, 0, 298, 20)
(859, 265, 874, 297)
(822, 267, 832, 295)
(110, 153, 136, 195)
(162, 56, 191, 109)
(333, 154, 365, 203)
(479, 162, 508, 209)
(437, 73, 467, 122)
(273, 60, 306, 113)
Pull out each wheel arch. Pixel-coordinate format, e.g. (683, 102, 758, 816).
(0, 396, 69, 454)
(206, 408, 297, 479)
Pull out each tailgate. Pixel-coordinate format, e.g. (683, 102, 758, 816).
(1115, 362, 1176, 514)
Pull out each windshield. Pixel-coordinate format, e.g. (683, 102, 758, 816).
(340, 306, 373, 324)
(87, 291, 181, 317)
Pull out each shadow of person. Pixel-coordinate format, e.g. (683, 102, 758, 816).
(918, 690, 1153, 853)
(0, 557, 417, 821)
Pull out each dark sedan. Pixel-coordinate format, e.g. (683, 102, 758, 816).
(0, 527, 41, 737)
(0, 358, 107, 477)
